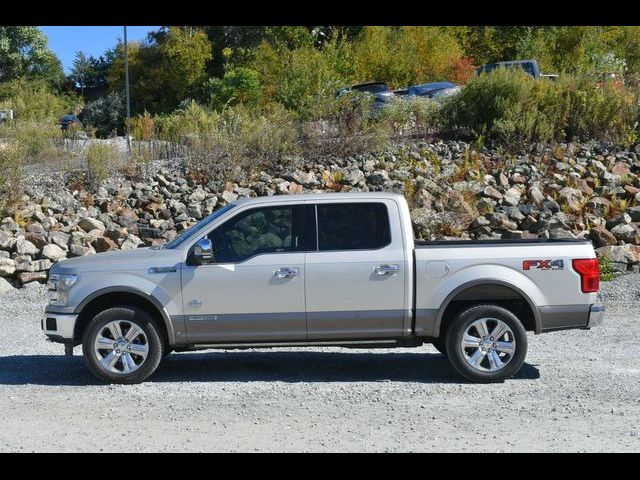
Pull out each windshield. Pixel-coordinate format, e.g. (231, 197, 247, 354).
(162, 203, 237, 249)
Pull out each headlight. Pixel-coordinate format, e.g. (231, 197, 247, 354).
(47, 273, 78, 306)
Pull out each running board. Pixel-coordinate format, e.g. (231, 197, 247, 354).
(178, 338, 423, 351)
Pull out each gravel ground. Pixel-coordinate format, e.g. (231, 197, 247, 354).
(0, 277, 639, 452)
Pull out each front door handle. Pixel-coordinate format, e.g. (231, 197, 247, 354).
(274, 267, 299, 279)
(374, 264, 399, 276)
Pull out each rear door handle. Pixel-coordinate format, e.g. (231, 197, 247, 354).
(374, 264, 399, 276)
(274, 267, 299, 279)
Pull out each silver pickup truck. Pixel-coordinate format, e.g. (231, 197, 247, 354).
(42, 192, 604, 384)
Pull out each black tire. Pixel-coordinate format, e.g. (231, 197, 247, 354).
(82, 306, 164, 384)
(445, 304, 527, 383)
(431, 337, 448, 356)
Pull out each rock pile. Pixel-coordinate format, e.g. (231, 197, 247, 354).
(1, 139, 640, 286)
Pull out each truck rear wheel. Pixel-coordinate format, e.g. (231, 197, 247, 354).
(445, 304, 527, 383)
(82, 306, 163, 384)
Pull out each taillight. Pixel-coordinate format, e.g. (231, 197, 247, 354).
(572, 259, 600, 293)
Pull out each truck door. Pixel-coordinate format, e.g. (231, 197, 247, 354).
(181, 204, 307, 343)
(305, 200, 407, 339)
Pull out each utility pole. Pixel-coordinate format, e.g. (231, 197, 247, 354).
(124, 26, 131, 152)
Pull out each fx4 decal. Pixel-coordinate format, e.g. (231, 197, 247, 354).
(523, 259, 564, 271)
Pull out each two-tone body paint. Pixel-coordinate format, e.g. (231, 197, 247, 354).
(44, 192, 600, 347)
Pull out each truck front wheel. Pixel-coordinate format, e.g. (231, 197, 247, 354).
(82, 306, 164, 384)
(445, 304, 527, 383)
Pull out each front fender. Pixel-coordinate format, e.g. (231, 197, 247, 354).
(69, 271, 182, 345)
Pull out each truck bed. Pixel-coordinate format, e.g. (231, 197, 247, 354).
(412, 238, 598, 336)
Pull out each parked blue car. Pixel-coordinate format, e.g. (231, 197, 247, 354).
(59, 114, 81, 131)
(337, 81, 391, 97)
(406, 81, 461, 99)
(337, 81, 396, 114)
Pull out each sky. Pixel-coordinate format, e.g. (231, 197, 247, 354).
(39, 26, 161, 74)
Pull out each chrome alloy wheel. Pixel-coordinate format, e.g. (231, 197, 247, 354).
(460, 317, 516, 372)
(93, 320, 149, 375)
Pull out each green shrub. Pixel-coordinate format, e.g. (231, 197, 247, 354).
(16, 122, 63, 161)
(230, 103, 299, 164)
(0, 141, 25, 215)
(556, 75, 636, 142)
(252, 39, 352, 116)
(86, 143, 117, 187)
(123, 143, 154, 179)
(157, 101, 299, 181)
(443, 68, 544, 144)
(598, 254, 615, 281)
(0, 121, 63, 163)
(0, 79, 81, 122)
(155, 100, 219, 143)
(130, 111, 156, 141)
(378, 96, 441, 137)
(81, 92, 125, 138)
(205, 67, 261, 110)
(300, 93, 391, 157)
(443, 68, 639, 145)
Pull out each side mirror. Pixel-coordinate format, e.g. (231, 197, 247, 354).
(190, 238, 214, 265)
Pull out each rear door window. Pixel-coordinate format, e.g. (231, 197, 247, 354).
(316, 203, 391, 251)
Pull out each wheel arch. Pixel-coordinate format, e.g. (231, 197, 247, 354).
(433, 279, 542, 337)
(73, 287, 176, 346)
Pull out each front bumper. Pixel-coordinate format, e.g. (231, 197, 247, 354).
(588, 304, 605, 328)
(42, 311, 77, 342)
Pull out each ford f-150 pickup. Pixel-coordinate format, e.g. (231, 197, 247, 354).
(42, 192, 604, 384)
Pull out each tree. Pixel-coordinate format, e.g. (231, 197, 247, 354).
(201, 26, 266, 77)
(162, 27, 213, 103)
(0, 26, 65, 88)
(70, 51, 92, 95)
(107, 27, 212, 114)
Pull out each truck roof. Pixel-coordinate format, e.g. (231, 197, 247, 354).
(233, 191, 406, 206)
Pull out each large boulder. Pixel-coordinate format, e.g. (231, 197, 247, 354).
(42, 244, 67, 261)
(610, 223, 640, 244)
(95, 236, 118, 253)
(344, 169, 365, 186)
(18, 271, 47, 284)
(15, 237, 38, 256)
(596, 244, 640, 265)
(48, 231, 70, 251)
(0, 230, 12, 249)
(283, 171, 319, 188)
(367, 170, 390, 186)
(589, 226, 617, 248)
(483, 185, 502, 201)
(503, 186, 523, 206)
(0, 258, 16, 277)
(558, 187, 583, 212)
(78, 217, 106, 232)
(120, 234, 143, 250)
